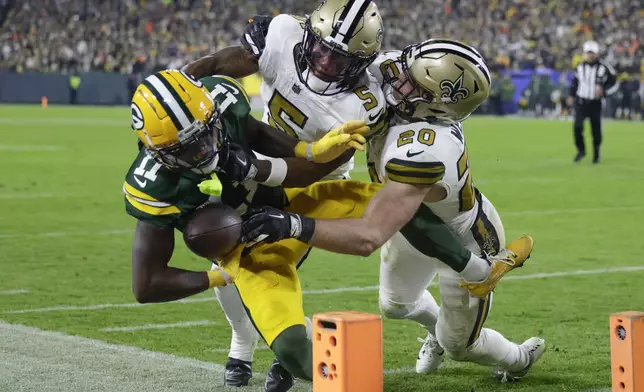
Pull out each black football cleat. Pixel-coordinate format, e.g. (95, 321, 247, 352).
(264, 359, 294, 392)
(573, 152, 585, 163)
(224, 357, 253, 387)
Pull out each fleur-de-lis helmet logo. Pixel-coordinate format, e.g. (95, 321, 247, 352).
(440, 65, 470, 104)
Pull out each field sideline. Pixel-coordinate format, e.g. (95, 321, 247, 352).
(1, 104, 643, 392)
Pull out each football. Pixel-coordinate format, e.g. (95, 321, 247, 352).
(183, 203, 242, 260)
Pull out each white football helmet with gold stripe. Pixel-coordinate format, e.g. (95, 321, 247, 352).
(383, 39, 492, 124)
(297, 0, 384, 95)
(131, 69, 223, 174)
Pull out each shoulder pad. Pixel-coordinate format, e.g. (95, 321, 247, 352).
(266, 14, 306, 40)
(368, 50, 402, 87)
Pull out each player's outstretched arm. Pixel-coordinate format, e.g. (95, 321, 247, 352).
(216, 141, 355, 189)
(181, 46, 259, 80)
(215, 118, 368, 188)
(254, 151, 355, 188)
(246, 116, 368, 161)
(241, 181, 428, 256)
(131, 220, 229, 303)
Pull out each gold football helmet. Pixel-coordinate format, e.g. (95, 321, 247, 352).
(383, 39, 492, 123)
(297, 0, 384, 95)
(131, 70, 223, 174)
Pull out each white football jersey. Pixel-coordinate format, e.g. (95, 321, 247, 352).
(257, 14, 388, 180)
(367, 119, 480, 236)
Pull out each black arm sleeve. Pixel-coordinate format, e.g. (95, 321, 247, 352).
(239, 15, 273, 58)
(569, 74, 579, 97)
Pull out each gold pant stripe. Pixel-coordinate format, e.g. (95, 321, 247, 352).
(467, 293, 492, 347)
(470, 189, 501, 256)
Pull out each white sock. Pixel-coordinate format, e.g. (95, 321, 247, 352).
(305, 317, 312, 341)
(214, 283, 259, 362)
(467, 328, 530, 370)
(460, 254, 492, 282)
(407, 291, 440, 336)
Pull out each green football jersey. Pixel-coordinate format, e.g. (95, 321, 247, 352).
(124, 75, 287, 230)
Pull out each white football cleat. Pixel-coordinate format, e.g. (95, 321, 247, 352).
(493, 337, 546, 383)
(415, 333, 445, 374)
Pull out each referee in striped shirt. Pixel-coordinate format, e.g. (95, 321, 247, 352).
(567, 41, 617, 164)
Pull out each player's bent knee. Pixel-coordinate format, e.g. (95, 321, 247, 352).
(436, 333, 469, 361)
(443, 347, 469, 361)
(379, 297, 412, 320)
(271, 325, 313, 381)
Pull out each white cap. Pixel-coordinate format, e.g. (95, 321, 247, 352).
(583, 41, 599, 53)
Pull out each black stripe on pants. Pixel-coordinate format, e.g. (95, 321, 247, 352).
(573, 99, 602, 157)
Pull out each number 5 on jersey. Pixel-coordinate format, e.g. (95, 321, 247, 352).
(267, 90, 308, 138)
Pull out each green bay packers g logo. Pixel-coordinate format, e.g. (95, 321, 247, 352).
(131, 103, 144, 130)
(440, 72, 470, 104)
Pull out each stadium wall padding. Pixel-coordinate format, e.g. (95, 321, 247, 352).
(0, 72, 131, 105)
(0, 70, 571, 110)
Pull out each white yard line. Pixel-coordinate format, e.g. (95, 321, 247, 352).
(0, 321, 613, 391)
(0, 289, 29, 295)
(5, 266, 643, 315)
(0, 321, 411, 392)
(208, 343, 270, 353)
(100, 320, 215, 332)
(0, 321, 235, 392)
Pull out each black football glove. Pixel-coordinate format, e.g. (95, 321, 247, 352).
(219, 143, 257, 183)
(240, 207, 315, 253)
(240, 15, 273, 57)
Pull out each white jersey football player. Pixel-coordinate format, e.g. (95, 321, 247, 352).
(182, 0, 386, 389)
(247, 1, 388, 180)
(240, 39, 546, 383)
(367, 39, 546, 380)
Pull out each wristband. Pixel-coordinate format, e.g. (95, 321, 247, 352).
(298, 216, 316, 243)
(294, 141, 315, 162)
(263, 158, 288, 187)
(306, 143, 314, 161)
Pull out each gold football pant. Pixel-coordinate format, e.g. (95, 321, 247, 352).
(221, 180, 380, 345)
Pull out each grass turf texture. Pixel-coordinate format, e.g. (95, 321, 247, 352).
(1, 105, 643, 392)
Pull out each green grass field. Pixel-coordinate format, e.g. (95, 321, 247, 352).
(1, 105, 643, 392)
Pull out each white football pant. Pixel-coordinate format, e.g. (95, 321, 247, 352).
(379, 196, 531, 371)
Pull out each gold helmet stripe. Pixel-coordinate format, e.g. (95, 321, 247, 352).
(142, 74, 191, 130)
(330, 0, 371, 45)
(416, 42, 491, 85)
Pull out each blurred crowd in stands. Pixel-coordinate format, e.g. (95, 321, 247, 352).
(1, 0, 642, 117)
